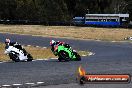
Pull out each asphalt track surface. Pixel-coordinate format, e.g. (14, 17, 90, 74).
(0, 33, 132, 88)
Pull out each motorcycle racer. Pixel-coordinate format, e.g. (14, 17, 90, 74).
(4, 38, 33, 62)
(50, 40, 70, 52)
(50, 40, 81, 61)
(5, 38, 27, 55)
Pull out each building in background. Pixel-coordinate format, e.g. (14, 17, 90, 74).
(73, 14, 129, 27)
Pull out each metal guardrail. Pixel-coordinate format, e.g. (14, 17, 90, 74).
(0, 19, 132, 28)
(0, 19, 73, 26)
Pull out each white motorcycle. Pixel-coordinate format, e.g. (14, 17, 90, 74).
(5, 45, 33, 62)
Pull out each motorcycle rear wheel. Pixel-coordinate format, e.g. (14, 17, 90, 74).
(58, 51, 70, 62)
(9, 53, 20, 62)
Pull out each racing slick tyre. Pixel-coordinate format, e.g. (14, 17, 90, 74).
(59, 51, 70, 62)
(73, 52, 81, 61)
(27, 54, 33, 61)
(9, 53, 20, 62)
(58, 57, 62, 62)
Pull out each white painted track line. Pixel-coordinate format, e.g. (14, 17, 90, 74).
(36, 82, 45, 84)
(2, 85, 11, 87)
(12, 84, 23, 86)
(25, 83, 35, 85)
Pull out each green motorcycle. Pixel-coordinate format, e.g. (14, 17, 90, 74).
(51, 44, 81, 62)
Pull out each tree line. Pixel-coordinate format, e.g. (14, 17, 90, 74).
(0, 0, 132, 24)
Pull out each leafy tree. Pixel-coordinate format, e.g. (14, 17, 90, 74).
(0, 0, 17, 19)
(15, 0, 38, 20)
(0, 0, 132, 22)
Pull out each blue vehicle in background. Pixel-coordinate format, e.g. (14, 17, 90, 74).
(73, 14, 129, 27)
(72, 17, 85, 26)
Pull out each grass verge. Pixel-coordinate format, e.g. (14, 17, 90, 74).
(0, 25, 132, 41)
(0, 43, 91, 61)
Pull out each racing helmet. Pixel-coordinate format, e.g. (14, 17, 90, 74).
(5, 38, 10, 44)
(50, 40, 56, 46)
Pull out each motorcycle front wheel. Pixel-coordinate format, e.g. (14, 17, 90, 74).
(27, 54, 33, 61)
(73, 52, 81, 61)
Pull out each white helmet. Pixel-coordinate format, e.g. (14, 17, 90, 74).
(50, 40, 56, 46)
(5, 38, 10, 44)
